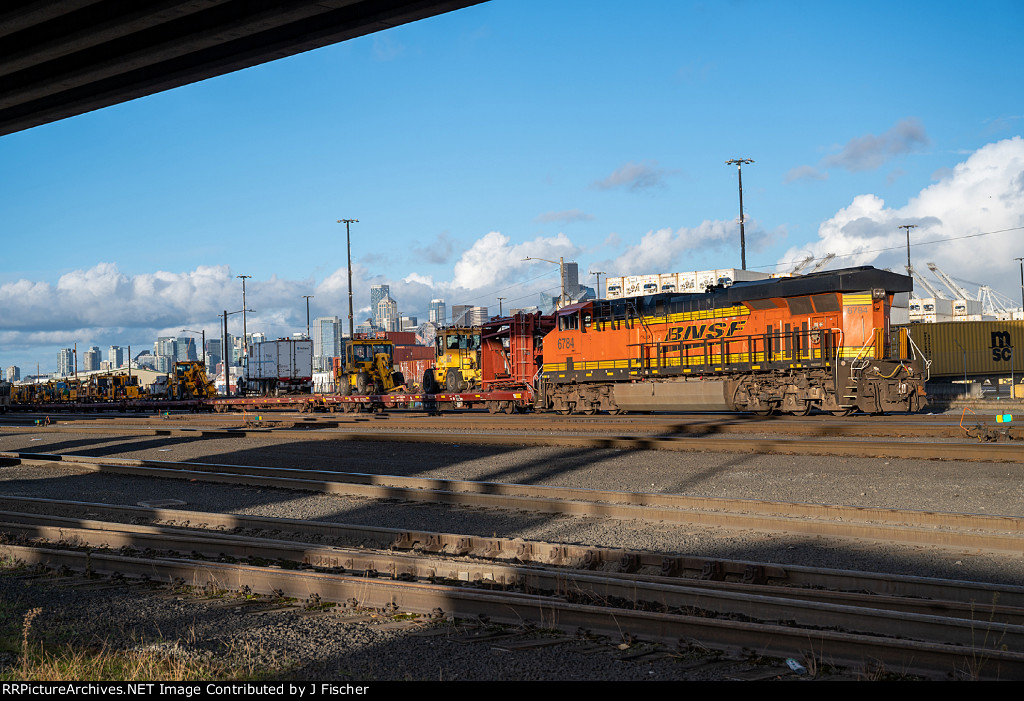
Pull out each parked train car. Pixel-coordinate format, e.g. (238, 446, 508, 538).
(539, 266, 928, 415)
(908, 320, 1024, 383)
(244, 338, 313, 396)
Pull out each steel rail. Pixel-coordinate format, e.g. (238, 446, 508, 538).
(3, 543, 1021, 680)
(3, 494, 1020, 609)
(5, 453, 1022, 553)
(2, 425, 1021, 461)
(5, 511, 1024, 640)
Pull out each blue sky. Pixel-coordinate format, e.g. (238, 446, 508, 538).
(2, 0, 1023, 372)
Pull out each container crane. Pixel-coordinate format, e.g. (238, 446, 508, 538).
(789, 254, 814, 274)
(809, 253, 836, 273)
(905, 265, 948, 300)
(926, 262, 972, 300)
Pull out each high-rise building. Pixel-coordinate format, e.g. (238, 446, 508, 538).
(108, 346, 126, 369)
(428, 299, 446, 325)
(312, 316, 344, 371)
(376, 296, 399, 332)
(82, 346, 101, 372)
(5, 366, 20, 382)
(156, 336, 176, 359)
(450, 305, 488, 326)
(370, 284, 390, 328)
(176, 336, 197, 362)
(58, 348, 74, 376)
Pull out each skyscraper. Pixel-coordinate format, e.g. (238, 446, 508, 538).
(312, 316, 343, 371)
(377, 296, 399, 332)
(428, 299, 446, 325)
(82, 346, 101, 372)
(58, 348, 74, 376)
(109, 346, 126, 369)
(370, 284, 390, 328)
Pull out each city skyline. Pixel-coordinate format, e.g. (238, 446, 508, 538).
(2, 1, 1022, 372)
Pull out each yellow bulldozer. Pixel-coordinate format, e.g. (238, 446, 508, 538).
(334, 336, 406, 396)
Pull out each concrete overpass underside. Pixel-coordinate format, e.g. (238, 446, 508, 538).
(0, 0, 486, 137)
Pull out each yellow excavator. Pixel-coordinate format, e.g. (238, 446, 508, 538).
(335, 337, 406, 396)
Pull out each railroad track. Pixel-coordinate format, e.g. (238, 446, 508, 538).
(3, 452, 1022, 553)
(2, 501, 1022, 679)
(1, 418, 1021, 460)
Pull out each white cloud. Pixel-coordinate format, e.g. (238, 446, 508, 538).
(778, 137, 1024, 294)
(590, 160, 676, 192)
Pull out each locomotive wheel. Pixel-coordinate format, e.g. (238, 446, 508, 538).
(831, 408, 853, 417)
(791, 401, 812, 416)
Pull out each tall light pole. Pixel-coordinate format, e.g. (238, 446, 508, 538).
(899, 224, 918, 270)
(523, 256, 566, 308)
(337, 219, 358, 338)
(590, 270, 606, 299)
(725, 158, 754, 270)
(302, 295, 314, 338)
(237, 275, 251, 367)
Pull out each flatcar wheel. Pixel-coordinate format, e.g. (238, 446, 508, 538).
(486, 401, 500, 414)
(753, 406, 776, 417)
(830, 408, 853, 417)
(502, 401, 516, 415)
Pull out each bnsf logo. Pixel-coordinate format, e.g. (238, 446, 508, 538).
(665, 320, 747, 342)
(991, 331, 1015, 361)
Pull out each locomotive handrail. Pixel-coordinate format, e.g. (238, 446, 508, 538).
(905, 328, 932, 381)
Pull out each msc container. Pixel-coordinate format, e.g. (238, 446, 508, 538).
(909, 320, 1024, 379)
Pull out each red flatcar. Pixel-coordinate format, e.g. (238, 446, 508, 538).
(537, 267, 928, 415)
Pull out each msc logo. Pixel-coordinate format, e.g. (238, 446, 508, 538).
(991, 331, 1014, 362)
(665, 320, 747, 342)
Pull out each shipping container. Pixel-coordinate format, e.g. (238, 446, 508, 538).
(640, 274, 660, 296)
(658, 273, 678, 293)
(909, 320, 1024, 379)
(245, 338, 313, 394)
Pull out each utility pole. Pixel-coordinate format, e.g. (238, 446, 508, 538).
(303, 295, 314, 338)
(726, 158, 754, 270)
(497, 297, 505, 316)
(337, 219, 358, 338)
(590, 270, 606, 299)
(899, 225, 917, 270)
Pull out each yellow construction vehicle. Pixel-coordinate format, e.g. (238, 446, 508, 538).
(422, 326, 482, 393)
(334, 336, 406, 395)
(169, 361, 218, 399)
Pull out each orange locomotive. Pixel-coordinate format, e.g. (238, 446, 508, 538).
(538, 267, 928, 416)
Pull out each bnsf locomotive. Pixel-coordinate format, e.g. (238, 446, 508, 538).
(537, 267, 928, 415)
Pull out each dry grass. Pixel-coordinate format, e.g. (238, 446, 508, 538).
(2, 606, 294, 682)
